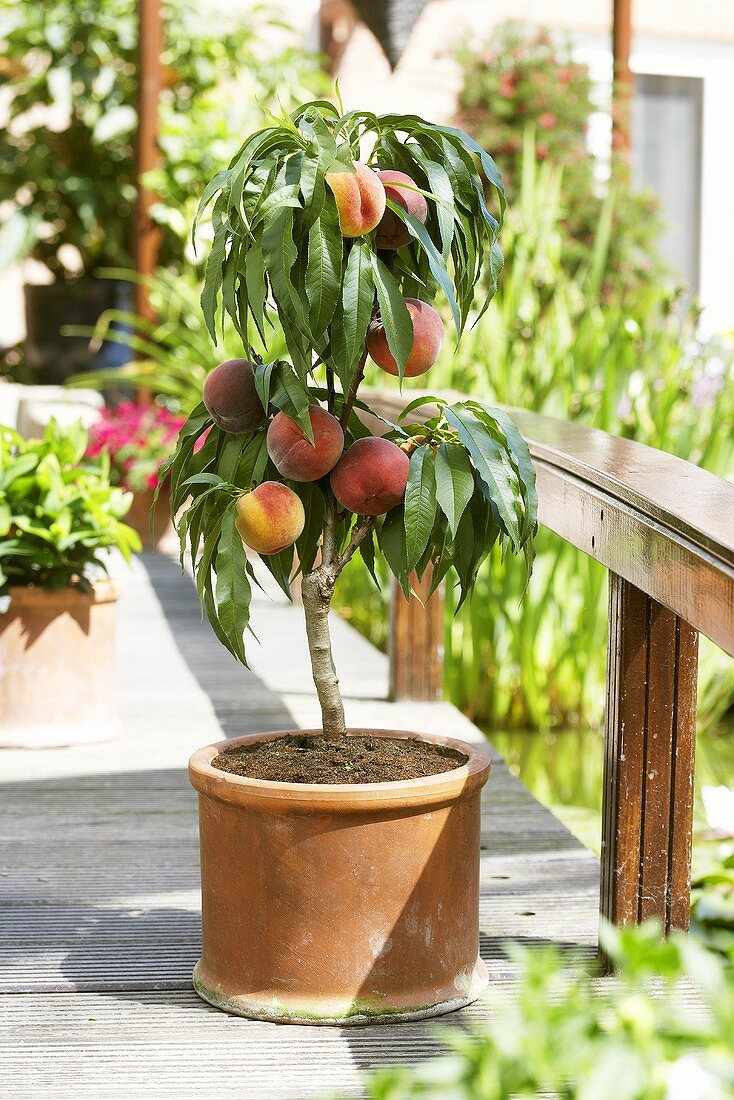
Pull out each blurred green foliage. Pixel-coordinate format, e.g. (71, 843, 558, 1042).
(347, 922, 734, 1100)
(0, 0, 326, 277)
(453, 22, 666, 300)
(0, 419, 140, 599)
(67, 267, 288, 412)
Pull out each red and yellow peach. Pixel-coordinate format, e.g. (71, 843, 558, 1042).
(266, 405, 344, 482)
(325, 162, 386, 238)
(203, 359, 266, 434)
(375, 169, 428, 250)
(367, 299, 445, 378)
(330, 436, 410, 516)
(235, 482, 305, 556)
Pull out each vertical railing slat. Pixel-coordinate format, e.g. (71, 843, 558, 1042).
(600, 573, 698, 939)
(389, 573, 444, 702)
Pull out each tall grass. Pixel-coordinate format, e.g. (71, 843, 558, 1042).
(335, 138, 734, 731)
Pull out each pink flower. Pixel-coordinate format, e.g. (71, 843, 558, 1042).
(538, 112, 557, 130)
(558, 66, 575, 84)
(498, 72, 516, 98)
(536, 143, 549, 160)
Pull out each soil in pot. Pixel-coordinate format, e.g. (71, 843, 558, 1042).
(212, 733, 468, 784)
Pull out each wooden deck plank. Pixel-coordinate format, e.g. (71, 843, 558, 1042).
(0, 552, 600, 1096)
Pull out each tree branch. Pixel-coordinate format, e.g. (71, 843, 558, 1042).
(339, 349, 368, 430)
(336, 516, 375, 572)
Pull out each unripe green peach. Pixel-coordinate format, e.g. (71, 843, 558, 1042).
(367, 299, 445, 377)
(235, 482, 305, 556)
(325, 162, 386, 238)
(375, 169, 428, 250)
(266, 405, 344, 482)
(330, 436, 410, 516)
(203, 359, 266, 433)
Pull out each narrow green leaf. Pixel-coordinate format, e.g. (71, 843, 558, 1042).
(404, 446, 437, 572)
(305, 200, 342, 339)
(388, 202, 461, 335)
(434, 444, 474, 538)
(340, 239, 375, 373)
(370, 256, 413, 381)
(214, 509, 251, 665)
(443, 404, 522, 551)
(378, 506, 409, 597)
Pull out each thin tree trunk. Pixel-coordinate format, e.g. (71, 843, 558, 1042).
(301, 571, 346, 737)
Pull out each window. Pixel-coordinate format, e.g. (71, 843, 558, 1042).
(633, 74, 703, 291)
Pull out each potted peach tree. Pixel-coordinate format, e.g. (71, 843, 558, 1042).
(166, 102, 536, 1024)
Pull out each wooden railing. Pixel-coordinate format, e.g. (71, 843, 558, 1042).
(366, 389, 734, 935)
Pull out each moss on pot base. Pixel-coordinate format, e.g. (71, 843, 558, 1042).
(193, 958, 488, 1026)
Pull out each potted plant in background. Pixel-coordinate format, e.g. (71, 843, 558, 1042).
(86, 401, 184, 549)
(167, 100, 537, 1024)
(0, 419, 140, 747)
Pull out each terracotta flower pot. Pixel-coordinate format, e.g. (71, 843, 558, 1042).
(188, 729, 491, 1025)
(0, 580, 119, 749)
(125, 484, 172, 551)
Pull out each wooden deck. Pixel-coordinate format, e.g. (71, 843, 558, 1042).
(0, 550, 600, 1099)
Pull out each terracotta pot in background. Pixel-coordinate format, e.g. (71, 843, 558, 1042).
(125, 484, 172, 551)
(0, 580, 119, 749)
(189, 729, 491, 1025)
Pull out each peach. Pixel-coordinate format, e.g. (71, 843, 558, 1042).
(266, 405, 344, 482)
(325, 161, 386, 238)
(367, 299, 444, 377)
(235, 482, 305, 556)
(203, 359, 266, 434)
(375, 169, 428, 250)
(330, 436, 410, 516)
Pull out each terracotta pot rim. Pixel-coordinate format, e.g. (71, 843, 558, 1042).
(189, 728, 491, 811)
(5, 578, 119, 607)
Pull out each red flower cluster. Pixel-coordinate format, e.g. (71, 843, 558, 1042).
(87, 402, 185, 493)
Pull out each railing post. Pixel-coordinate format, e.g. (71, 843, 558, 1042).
(600, 573, 699, 941)
(389, 572, 444, 702)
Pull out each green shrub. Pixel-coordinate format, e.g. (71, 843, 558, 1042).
(351, 922, 734, 1100)
(0, 420, 140, 601)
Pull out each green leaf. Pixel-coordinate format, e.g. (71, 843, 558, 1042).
(443, 404, 522, 552)
(387, 201, 461, 335)
(305, 199, 342, 339)
(243, 242, 267, 343)
(404, 445, 437, 571)
(214, 509, 251, 665)
(201, 197, 228, 342)
(434, 444, 474, 538)
(370, 256, 413, 382)
(333, 239, 374, 385)
(397, 394, 444, 421)
(378, 506, 409, 597)
(269, 361, 313, 440)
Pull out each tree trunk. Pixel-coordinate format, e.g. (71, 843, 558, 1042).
(301, 571, 346, 737)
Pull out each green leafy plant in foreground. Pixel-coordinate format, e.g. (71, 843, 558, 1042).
(349, 922, 734, 1100)
(164, 100, 537, 736)
(0, 420, 140, 605)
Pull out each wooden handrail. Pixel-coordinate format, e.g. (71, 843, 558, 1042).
(364, 388, 734, 945)
(365, 389, 734, 656)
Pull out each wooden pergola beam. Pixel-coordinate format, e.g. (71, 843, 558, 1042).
(612, 0, 633, 159)
(134, 0, 163, 324)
